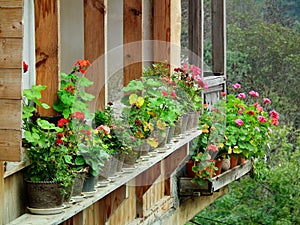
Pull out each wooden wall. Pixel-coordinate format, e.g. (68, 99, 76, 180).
(0, 0, 23, 162)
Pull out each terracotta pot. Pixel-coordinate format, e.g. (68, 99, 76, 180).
(213, 159, 223, 176)
(230, 154, 238, 169)
(186, 160, 196, 178)
(238, 154, 247, 164)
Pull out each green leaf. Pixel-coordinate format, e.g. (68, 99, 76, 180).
(122, 80, 144, 92)
(63, 155, 73, 164)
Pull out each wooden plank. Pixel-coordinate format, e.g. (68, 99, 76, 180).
(211, 0, 226, 75)
(3, 171, 26, 224)
(0, 38, 22, 68)
(179, 160, 252, 195)
(0, 162, 4, 225)
(0, 8, 23, 38)
(0, 69, 22, 99)
(0, 99, 21, 130)
(0, 0, 23, 7)
(34, 0, 59, 116)
(0, 130, 21, 162)
(123, 0, 143, 85)
(84, 0, 105, 111)
(188, 0, 203, 68)
(153, 0, 171, 64)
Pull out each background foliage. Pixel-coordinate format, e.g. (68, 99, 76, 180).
(182, 0, 300, 223)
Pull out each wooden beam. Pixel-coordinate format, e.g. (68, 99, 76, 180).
(188, 0, 203, 69)
(84, 0, 106, 111)
(153, 0, 171, 65)
(0, 162, 4, 225)
(123, 0, 143, 85)
(34, 0, 59, 116)
(211, 0, 226, 75)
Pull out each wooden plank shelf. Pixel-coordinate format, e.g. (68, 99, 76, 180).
(7, 130, 201, 225)
(179, 160, 252, 197)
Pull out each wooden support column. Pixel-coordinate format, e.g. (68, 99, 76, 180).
(153, 0, 171, 65)
(0, 162, 4, 225)
(188, 0, 203, 70)
(123, 0, 143, 85)
(135, 162, 161, 218)
(211, 0, 226, 75)
(35, 0, 60, 116)
(84, 0, 105, 111)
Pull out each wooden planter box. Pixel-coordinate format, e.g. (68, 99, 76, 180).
(179, 160, 252, 196)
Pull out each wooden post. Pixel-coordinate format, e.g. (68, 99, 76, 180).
(0, 162, 4, 225)
(188, 0, 203, 70)
(84, 0, 106, 111)
(153, 0, 171, 65)
(34, 0, 60, 116)
(211, 0, 226, 75)
(123, 0, 143, 85)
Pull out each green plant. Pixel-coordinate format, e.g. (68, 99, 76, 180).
(22, 85, 73, 192)
(53, 60, 95, 119)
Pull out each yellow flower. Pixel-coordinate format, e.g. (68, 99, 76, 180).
(202, 124, 209, 133)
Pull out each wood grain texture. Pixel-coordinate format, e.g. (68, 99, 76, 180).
(123, 0, 143, 86)
(153, 0, 171, 64)
(0, 69, 22, 99)
(0, 99, 21, 130)
(0, 162, 4, 225)
(0, 38, 22, 68)
(0, 130, 21, 162)
(84, 0, 105, 111)
(211, 0, 226, 75)
(0, 8, 23, 38)
(188, 0, 203, 68)
(34, 0, 59, 116)
(3, 171, 26, 224)
(0, 0, 23, 7)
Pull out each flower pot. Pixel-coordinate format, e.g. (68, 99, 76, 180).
(82, 175, 96, 192)
(116, 152, 125, 172)
(123, 150, 138, 167)
(174, 114, 188, 136)
(98, 156, 112, 181)
(158, 126, 170, 148)
(238, 154, 247, 164)
(166, 125, 175, 144)
(186, 160, 196, 178)
(140, 140, 150, 156)
(230, 154, 238, 169)
(186, 111, 196, 132)
(71, 171, 86, 197)
(25, 180, 64, 209)
(222, 158, 230, 171)
(214, 159, 223, 176)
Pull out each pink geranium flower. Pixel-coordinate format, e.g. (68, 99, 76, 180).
(162, 91, 168, 97)
(170, 91, 177, 98)
(263, 98, 271, 104)
(249, 90, 259, 98)
(269, 110, 279, 120)
(235, 119, 244, 126)
(232, 83, 241, 89)
(237, 93, 246, 99)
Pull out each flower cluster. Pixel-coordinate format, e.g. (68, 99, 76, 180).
(197, 83, 279, 160)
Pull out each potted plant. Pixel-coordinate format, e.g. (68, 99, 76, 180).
(22, 85, 73, 212)
(189, 83, 280, 185)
